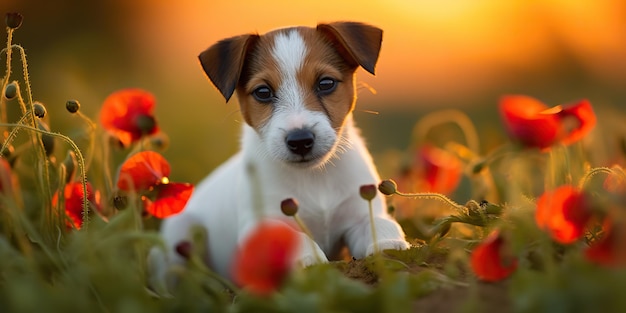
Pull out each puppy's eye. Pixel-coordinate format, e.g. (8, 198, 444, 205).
(252, 86, 273, 103)
(317, 77, 337, 94)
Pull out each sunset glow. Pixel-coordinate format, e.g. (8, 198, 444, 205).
(118, 0, 626, 104)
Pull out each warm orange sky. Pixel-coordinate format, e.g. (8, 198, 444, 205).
(2, 0, 626, 182)
(122, 0, 626, 105)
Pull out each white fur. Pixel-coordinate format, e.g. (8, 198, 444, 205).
(149, 29, 409, 289)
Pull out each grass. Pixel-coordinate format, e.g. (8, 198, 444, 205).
(2, 13, 626, 313)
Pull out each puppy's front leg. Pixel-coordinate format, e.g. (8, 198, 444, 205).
(238, 220, 329, 268)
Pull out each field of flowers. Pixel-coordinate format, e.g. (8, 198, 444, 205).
(2, 13, 626, 313)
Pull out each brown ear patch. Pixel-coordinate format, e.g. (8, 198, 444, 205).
(198, 34, 259, 101)
(316, 22, 383, 75)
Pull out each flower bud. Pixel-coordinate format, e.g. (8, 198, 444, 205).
(112, 194, 128, 210)
(33, 102, 46, 118)
(359, 184, 377, 201)
(5, 13, 23, 30)
(175, 241, 192, 260)
(148, 133, 169, 151)
(378, 179, 398, 196)
(280, 198, 299, 216)
(66, 99, 80, 113)
(4, 82, 17, 99)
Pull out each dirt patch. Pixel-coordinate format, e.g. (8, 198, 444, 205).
(337, 257, 512, 313)
(413, 281, 511, 313)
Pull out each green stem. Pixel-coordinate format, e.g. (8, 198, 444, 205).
(411, 109, 480, 153)
(395, 190, 466, 213)
(0, 122, 90, 229)
(0, 28, 14, 138)
(578, 167, 615, 190)
(293, 214, 323, 263)
(367, 199, 379, 254)
(189, 254, 239, 293)
(0, 110, 32, 156)
(76, 111, 97, 169)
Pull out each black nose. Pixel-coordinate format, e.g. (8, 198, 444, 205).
(285, 129, 315, 156)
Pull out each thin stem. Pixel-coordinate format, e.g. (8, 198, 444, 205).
(395, 190, 466, 213)
(18, 46, 52, 198)
(0, 110, 32, 155)
(578, 167, 615, 190)
(293, 214, 323, 263)
(0, 122, 90, 228)
(189, 254, 240, 293)
(75, 111, 97, 169)
(1, 28, 14, 138)
(412, 109, 480, 153)
(367, 199, 379, 254)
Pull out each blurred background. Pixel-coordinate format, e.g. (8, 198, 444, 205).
(2, 0, 626, 186)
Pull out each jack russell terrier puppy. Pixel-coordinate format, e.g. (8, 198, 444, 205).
(150, 21, 409, 286)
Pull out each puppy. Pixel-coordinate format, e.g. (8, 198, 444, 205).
(151, 21, 409, 286)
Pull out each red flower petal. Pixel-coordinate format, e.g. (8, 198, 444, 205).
(557, 99, 596, 146)
(117, 151, 171, 192)
(52, 182, 101, 230)
(535, 185, 592, 244)
(470, 231, 518, 282)
(499, 95, 560, 149)
(232, 221, 300, 296)
(99, 88, 159, 147)
(585, 221, 626, 267)
(418, 144, 463, 194)
(603, 166, 626, 194)
(499, 95, 596, 149)
(144, 183, 193, 218)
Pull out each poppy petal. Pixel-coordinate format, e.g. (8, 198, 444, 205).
(535, 185, 592, 244)
(557, 99, 596, 146)
(418, 144, 463, 194)
(117, 151, 171, 192)
(145, 183, 193, 218)
(499, 95, 560, 149)
(52, 182, 101, 230)
(232, 221, 300, 296)
(470, 231, 518, 282)
(585, 221, 626, 267)
(99, 88, 159, 147)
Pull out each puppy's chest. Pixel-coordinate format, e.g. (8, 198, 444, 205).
(268, 173, 352, 245)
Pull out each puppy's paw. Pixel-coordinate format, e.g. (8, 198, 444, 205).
(366, 239, 410, 256)
(295, 242, 329, 268)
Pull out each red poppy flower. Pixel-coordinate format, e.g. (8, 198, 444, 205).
(585, 221, 626, 267)
(116, 151, 192, 218)
(142, 183, 194, 218)
(117, 151, 170, 192)
(535, 185, 592, 244)
(99, 88, 159, 147)
(232, 221, 300, 296)
(603, 166, 626, 194)
(52, 182, 101, 230)
(470, 230, 518, 282)
(499, 95, 596, 149)
(417, 144, 463, 194)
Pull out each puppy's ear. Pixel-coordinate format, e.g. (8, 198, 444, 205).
(198, 34, 259, 101)
(317, 22, 383, 75)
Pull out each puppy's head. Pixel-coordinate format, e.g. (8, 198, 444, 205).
(199, 22, 382, 168)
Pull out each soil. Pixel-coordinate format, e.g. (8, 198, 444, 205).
(339, 258, 512, 313)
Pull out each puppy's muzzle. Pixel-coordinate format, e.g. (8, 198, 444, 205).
(285, 129, 315, 157)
